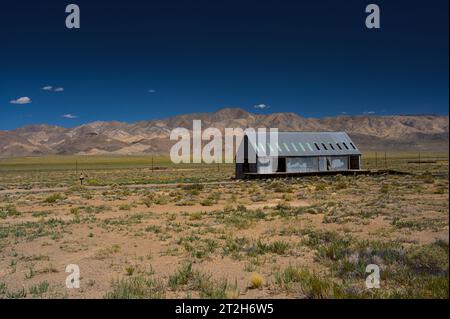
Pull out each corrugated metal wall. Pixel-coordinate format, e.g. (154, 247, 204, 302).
(330, 156, 348, 170)
(257, 157, 277, 174)
(286, 156, 349, 173)
(286, 157, 318, 173)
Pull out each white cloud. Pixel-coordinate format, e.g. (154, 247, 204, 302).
(42, 85, 64, 92)
(62, 114, 77, 119)
(363, 111, 376, 115)
(148, 89, 156, 93)
(253, 103, 270, 109)
(10, 97, 32, 104)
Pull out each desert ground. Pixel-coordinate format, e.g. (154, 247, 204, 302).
(0, 153, 448, 299)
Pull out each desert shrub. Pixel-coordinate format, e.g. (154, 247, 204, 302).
(189, 212, 202, 220)
(145, 225, 162, 234)
(275, 266, 345, 298)
(315, 183, 327, 191)
(6, 287, 27, 299)
(176, 197, 196, 206)
(249, 273, 263, 288)
(142, 194, 155, 207)
(222, 237, 250, 258)
(404, 241, 448, 276)
(0, 282, 7, 296)
(250, 193, 266, 202)
(167, 263, 238, 298)
(191, 273, 235, 299)
(105, 275, 164, 299)
(391, 217, 446, 232)
(331, 240, 405, 279)
(183, 183, 204, 196)
(301, 230, 449, 298)
(247, 239, 290, 256)
(380, 184, 389, 194)
(81, 192, 93, 199)
(275, 201, 291, 211)
(86, 179, 102, 186)
(183, 183, 204, 191)
(95, 244, 121, 260)
(168, 263, 194, 288)
(29, 281, 49, 297)
(217, 206, 265, 229)
(200, 198, 215, 206)
(43, 193, 63, 203)
(270, 181, 294, 193)
(0, 205, 21, 218)
(419, 173, 434, 184)
(282, 194, 294, 201)
(181, 237, 218, 259)
(154, 194, 170, 205)
(125, 266, 136, 276)
(334, 181, 348, 190)
(201, 192, 221, 206)
(269, 240, 290, 255)
(31, 211, 50, 218)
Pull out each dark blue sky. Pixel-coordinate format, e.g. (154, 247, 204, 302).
(0, 0, 448, 130)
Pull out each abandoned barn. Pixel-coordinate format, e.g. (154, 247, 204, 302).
(235, 132, 361, 179)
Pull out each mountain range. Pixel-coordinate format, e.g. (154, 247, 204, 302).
(0, 108, 448, 157)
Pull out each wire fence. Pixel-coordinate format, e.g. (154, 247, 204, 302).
(362, 152, 449, 172)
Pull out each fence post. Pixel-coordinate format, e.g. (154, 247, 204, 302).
(384, 152, 387, 168)
(375, 152, 377, 168)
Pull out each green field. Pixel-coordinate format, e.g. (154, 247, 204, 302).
(0, 155, 235, 189)
(0, 152, 448, 190)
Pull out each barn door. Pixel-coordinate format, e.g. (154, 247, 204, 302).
(318, 157, 328, 171)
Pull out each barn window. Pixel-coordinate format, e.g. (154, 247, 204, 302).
(282, 143, 290, 152)
(321, 143, 328, 150)
(306, 143, 314, 151)
(290, 143, 298, 152)
(329, 143, 335, 150)
(298, 142, 306, 152)
(314, 143, 320, 150)
(342, 142, 349, 150)
(336, 143, 342, 150)
(350, 142, 357, 150)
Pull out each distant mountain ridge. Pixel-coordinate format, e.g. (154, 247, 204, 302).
(0, 108, 448, 157)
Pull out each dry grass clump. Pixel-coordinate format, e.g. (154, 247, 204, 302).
(249, 273, 264, 289)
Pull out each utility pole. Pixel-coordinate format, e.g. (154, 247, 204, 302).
(151, 156, 154, 172)
(384, 152, 387, 168)
(375, 152, 377, 168)
(76, 160, 78, 177)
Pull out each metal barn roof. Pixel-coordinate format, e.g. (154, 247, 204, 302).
(244, 132, 361, 157)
